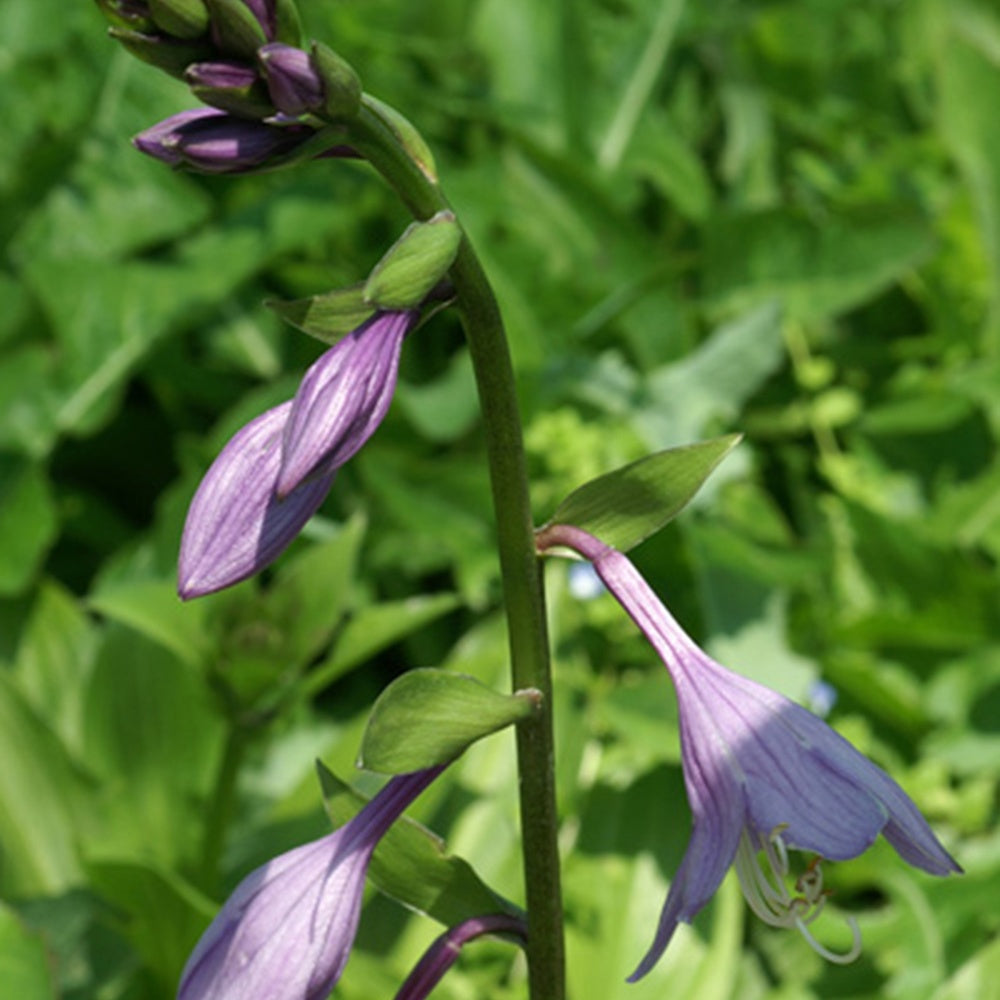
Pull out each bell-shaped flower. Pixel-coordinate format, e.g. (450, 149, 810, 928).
(179, 768, 441, 1000)
(536, 524, 961, 980)
(275, 310, 416, 498)
(179, 310, 414, 598)
(394, 914, 527, 1000)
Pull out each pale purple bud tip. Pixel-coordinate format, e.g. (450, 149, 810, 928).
(178, 401, 334, 598)
(133, 107, 311, 173)
(179, 769, 442, 1000)
(258, 42, 323, 116)
(185, 59, 259, 90)
(275, 311, 416, 498)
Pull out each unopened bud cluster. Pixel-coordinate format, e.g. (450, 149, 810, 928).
(96, 0, 361, 173)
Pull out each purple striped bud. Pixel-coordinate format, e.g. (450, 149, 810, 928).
(178, 401, 334, 598)
(276, 310, 416, 498)
(133, 108, 312, 173)
(179, 769, 442, 1000)
(257, 43, 323, 117)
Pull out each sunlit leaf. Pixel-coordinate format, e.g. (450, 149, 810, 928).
(360, 668, 539, 773)
(543, 435, 741, 553)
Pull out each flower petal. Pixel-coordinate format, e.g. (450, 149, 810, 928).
(276, 311, 412, 497)
(178, 401, 334, 598)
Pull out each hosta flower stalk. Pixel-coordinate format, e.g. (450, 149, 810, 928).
(536, 523, 961, 980)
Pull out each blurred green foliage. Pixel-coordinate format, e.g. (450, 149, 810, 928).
(1, 0, 998, 997)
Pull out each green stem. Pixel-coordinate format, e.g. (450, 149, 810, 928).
(347, 104, 565, 1000)
(199, 722, 248, 893)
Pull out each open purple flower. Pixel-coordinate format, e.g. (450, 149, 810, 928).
(179, 311, 414, 598)
(179, 768, 441, 1000)
(536, 524, 961, 980)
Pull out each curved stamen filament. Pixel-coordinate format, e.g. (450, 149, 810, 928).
(733, 826, 864, 963)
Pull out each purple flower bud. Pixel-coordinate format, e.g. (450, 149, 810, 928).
(276, 310, 416, 498)
(257, 42, 323, 117)
(394, 915, 527, 1000)
(178, 401, 334, 599)
(242, 0, 275, 36)
(133, 108, 312, 173)
(537, 524, 961, 978)
(179, 769, 442, 1000)
(185, 59, 258, 90)
(185, 60, 273, 118)
(179, 311, 415, 598)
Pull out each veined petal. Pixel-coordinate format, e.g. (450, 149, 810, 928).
(179, 835, 366, 1000)
(276, 311, 413, 497)
(178, 770, 442, 1000)
(628, 802, 742, 981)
(178, 401, 334, 598)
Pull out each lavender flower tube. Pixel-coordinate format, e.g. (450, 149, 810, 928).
(537, 524, 961, 980)
(179, 768, 441, 1000)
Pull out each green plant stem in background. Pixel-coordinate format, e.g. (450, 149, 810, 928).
(559, 0, 589, 153)
(347, 105, 566, 1000)
(199, 724, 250, 893)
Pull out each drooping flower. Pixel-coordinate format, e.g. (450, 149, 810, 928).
(393, 914, 528, 1000)
(179, 768, 441, 1000)
(536, 524, 961, 980)
(178, 311, 415, 598)
(133, 107, 312, 173)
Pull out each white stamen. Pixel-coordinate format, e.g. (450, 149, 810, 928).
(733, 827, 864, 963)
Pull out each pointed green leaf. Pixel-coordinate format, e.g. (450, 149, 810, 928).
(543, 435, 742, 553)
(360, 668, 540, 773)
(266, 283, 375, 344)
(316, 762, 519, 927)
